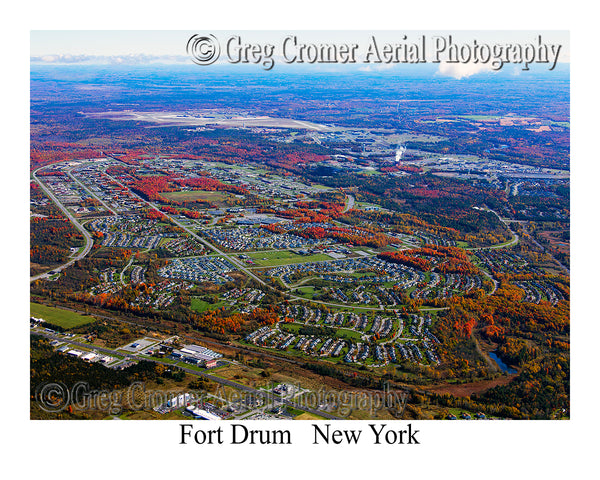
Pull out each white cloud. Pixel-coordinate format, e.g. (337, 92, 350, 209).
(436, 62, 492, 80)
(30, 54, 190, 65)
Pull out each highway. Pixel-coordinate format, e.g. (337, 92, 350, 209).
(30, 166, 95, 283)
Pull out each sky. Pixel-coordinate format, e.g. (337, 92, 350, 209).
(30, 30, 570, 80)
(30, 31, 570, 57)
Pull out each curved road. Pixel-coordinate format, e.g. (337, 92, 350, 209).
(30, 166, 94, 282)
(469, 207, 568, 274)
(342, 194, 355, 213)
(467, 208, 519, 252)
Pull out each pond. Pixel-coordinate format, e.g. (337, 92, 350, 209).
(488, 351, 517, 374)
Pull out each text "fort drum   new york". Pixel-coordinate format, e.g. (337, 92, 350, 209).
(180, 423, 420, 445)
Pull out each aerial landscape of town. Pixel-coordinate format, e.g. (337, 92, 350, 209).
(29, 37, 570, 421)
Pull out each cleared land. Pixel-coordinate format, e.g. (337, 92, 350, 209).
(190, 298, 228, 313)
(30, 302, 95, 329)
(294, 286, 315, 298)
(424, 375, 518, 398)
(539, 230, 570, 255)
(247, 250, 331, 267)
(162, 190, 232, 207)
(294, 412, 327, 420)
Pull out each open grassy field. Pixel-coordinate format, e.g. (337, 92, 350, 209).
(246, 250, 331, 267)
(294, 412, 328, 420)
(335, 327, 365, 342)
(30, 302, 95, 329)
(294, 286, 315, 298)
(162, 190, 232, 207)
(190, 298, 228, 313)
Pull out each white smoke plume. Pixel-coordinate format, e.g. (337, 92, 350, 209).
(395, 145, 406, 163)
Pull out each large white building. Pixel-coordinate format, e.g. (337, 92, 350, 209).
(185, 405, 221, 420)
